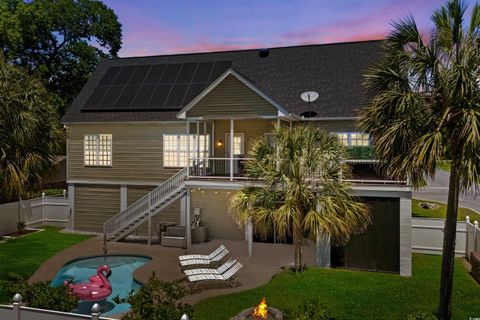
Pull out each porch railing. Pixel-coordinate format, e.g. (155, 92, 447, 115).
(188, 158, 406, 185)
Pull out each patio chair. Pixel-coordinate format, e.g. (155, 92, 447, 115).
(187, 261, 243, 288)
(161, 226, 186, 248)
(183, 258, 237, 277)
(178, 244, 226, 261)
(179, 247, 229, 268)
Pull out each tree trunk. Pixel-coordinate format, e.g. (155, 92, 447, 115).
(438, 167, 460, 320)
(294, 228, 303, 272)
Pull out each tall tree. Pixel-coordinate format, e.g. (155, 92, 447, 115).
(232, 125, 370, 271)
(0, 59, 62, 203)
(0, 0, 122, 115)
(359, 1, 480, 318)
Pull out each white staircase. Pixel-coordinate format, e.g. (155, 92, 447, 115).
(103, 167, 187, 243)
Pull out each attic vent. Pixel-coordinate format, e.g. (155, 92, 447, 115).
(259, 48, 269, 58)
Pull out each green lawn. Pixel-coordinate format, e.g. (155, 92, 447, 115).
(0, 227, 91, 303)
(193, 254, 479, 320)
(412, 199, 479, 221)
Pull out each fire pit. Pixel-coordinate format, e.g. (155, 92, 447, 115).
(233, 297, 283, 320)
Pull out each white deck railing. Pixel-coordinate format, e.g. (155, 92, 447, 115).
(103, 167, 187, 244)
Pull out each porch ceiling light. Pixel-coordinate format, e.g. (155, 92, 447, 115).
(216, 139, 223, 147)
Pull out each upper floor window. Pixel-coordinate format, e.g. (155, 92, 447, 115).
(84, 134, 112, 166)
(334, 132, 370, 147)
(163, 134, 209, 168)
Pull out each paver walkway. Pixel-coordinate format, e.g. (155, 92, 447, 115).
(30, 235, 314, 316)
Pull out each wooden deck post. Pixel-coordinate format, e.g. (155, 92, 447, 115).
(186, 188, 191, 251)
(230, 119, 234, 181)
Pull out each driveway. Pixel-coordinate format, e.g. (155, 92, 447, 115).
(413, 169, 480, 214)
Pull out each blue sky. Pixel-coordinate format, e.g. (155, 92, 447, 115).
(102, 0, 472, 57)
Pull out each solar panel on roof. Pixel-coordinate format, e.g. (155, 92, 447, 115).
(129, 65, 151, 85)
(81, 60, 232, 112)
(176, 63, 197, 83)
(159, 64, 182, 84)
(144, 64, 166, 85)
(130, 85, 155, 108)
(192, 62, 213, 83)
(113, 66, 136, 85)
(115, 86, 140, 109)
(98, 67, 121, 86)
(149, 84, 173, 108)
(165, 84, 189, 107)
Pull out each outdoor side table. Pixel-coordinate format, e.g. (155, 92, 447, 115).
(191, 226, 209, 243)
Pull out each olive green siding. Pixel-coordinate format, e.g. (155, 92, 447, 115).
(186, 74, 278, 118)
(191, 189, 244, 240)
(213, 119, 276, 157)
(312, 120, 356, 132)
(74, 185, 120, 233)
(127, 186, 181, 237)
(67, 122, 186, 182)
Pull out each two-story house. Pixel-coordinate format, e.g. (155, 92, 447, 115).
(62, 40, 412, 276)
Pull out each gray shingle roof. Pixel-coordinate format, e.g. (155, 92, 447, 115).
(62, 40, 382, 123)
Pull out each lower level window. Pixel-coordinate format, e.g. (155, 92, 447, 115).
(84, 134, 112, 166)
(334, 132, 370, 146)
(163, 134, 209, 167)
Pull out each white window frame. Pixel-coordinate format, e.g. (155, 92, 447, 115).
(225, 133, 244, 156)
(83, 134, 112, 167)
(163, 134, 209, 168)
(333, 132, 370, 147)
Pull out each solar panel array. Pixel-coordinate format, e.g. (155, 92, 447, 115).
(82, 61, 232, 111)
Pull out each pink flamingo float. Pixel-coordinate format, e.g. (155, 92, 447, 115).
(65, 265, 112, 301)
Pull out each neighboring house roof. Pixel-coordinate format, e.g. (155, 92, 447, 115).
(62, 40, 383, 123)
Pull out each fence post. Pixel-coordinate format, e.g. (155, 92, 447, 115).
(91, 303, 101, 320)
(466, 216, 470, 258)
(63, 189, 67, 199)
(474, 221, 479, 253)
(12, 293, 22, 320)
(42, 192, 46, 224)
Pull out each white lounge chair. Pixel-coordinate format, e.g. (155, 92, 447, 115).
(178, 244, 226, 261)
(183, 258, 237, 277)
(187, 261, 243, 288)
(179, 247, 229, 267)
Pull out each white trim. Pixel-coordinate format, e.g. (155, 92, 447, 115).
(176, 68, 289, 119)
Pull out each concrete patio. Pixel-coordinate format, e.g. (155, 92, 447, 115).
(30, 235, 315, 311)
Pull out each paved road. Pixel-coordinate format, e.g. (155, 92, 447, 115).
(413, 169, 480, 213)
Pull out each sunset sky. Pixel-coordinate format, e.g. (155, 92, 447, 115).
(102, 0, 471, 57)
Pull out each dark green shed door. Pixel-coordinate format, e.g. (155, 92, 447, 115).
(331, 197, 400, 273)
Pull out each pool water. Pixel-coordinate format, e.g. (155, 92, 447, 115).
(52, 255, 151, 316)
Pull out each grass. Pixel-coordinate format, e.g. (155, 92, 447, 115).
(193, 254, 480, 320)
(0, 227, 91, 303)
(412, 199, 479, 221)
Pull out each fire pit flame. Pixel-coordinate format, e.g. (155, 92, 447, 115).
(252, 297, 268, 319)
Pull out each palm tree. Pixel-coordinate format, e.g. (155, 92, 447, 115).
(231, 125, 370, 271)
(0, 58, 62, 203)
(358, 1, 480, 318)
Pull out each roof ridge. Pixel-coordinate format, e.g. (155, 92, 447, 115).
(113, 39, 384, 60)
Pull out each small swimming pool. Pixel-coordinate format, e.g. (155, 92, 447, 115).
(52, 255, 151, 316)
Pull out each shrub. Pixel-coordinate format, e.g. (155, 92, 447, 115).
(3, 273, 78, 312)
(115, 273, 195, 320)
(346, 146, 375, 159)
(407, 311, 438, 320)
(284, 299, 334, 320)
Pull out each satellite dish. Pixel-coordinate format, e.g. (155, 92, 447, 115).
(301, 91, 319, 103)
(300, 91, 319, 118)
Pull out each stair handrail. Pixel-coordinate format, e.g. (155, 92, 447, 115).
(103, 167, 188, 244)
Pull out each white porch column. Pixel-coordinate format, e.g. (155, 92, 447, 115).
(180, 194, 186, 226)
(246, 220, 253, 258)
(315, 196, 330, 266)
(186, 188, 192, 251)
(230, 118, 234, 181)
(68, 184, 74, 231)
(400, 197, 412, 276)
(120, 185, 127, 211)
(186, 120, 190, 179)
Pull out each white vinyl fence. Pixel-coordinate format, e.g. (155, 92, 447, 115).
(411, 217, 467, 256)
(465, 216, 480, 259)
(0, 192, 70, 236)
(0, 294, 190, 320)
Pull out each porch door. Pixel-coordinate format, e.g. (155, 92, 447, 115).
(225, 133, 244, 175)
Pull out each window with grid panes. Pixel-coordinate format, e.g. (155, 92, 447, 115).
(163, 134, 209, 167)
(333, 132, 370, 147)
(84, 134, 112, 166)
